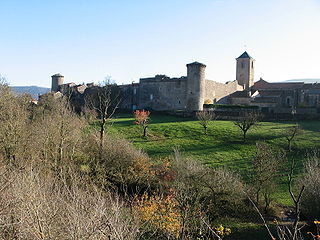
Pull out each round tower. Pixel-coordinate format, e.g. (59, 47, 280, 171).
(236, 51, 255, 89)
(186, 62, 206, 111)
(51, 73, 64, 92)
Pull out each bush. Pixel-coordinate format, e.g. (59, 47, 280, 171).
(0, 162, 140, 240)
(301, 154, 320, 219)
(83, 133, 156, 194)
(203, 104, 259, 109)
(135, 193, 182, 238)
(170, 150, 250, 238)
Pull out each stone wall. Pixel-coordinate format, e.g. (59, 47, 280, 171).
(119, 76, 243, 111)
(138, 76, 187, 111)
(118, 61, 245, 112)
(204, 79, 243, 104)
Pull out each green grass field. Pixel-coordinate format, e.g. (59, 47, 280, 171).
(104, 113, 320, 239)
(107, 113, 320, 205)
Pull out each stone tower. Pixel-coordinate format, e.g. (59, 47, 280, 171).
(236, 51, 255, 89)
(51, 73, 64, 92)
(186, 62, 206, 111)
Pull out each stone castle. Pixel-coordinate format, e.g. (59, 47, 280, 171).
(50, 52, 320, 116)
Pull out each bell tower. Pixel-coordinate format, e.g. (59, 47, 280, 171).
(236, 51, 255, 89)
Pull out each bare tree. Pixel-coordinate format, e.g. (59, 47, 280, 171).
(171, 149, 244, 239)
(85, 84, 122, 152)
(0, 163, 141, 240)
(234, 111, 260, 142)
(300, 152, 320, 220)
(287, 157, 305, 240)
(252, 142, 283, 213)
(196, 110, 215, 135)
(284, 124, 302, 152)
(247, 156, 306, 240)
(0, 81, 29, 164)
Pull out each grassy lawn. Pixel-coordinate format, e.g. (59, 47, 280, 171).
(107, 113, 320, 205)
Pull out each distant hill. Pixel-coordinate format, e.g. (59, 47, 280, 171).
(285, 78, 320, 83)
(11, 86, 50, 99)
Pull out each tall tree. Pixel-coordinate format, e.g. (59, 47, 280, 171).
(252, 142, 283, 212)
(85, 82, 122, 153)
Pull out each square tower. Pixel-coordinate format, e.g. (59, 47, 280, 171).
(236, 51, 255, 89)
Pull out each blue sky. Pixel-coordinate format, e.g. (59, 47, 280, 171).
(1, 0, 320, 87)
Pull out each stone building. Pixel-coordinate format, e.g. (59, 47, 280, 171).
(117, 52, 253, 111)
(49, 51, 320, 116)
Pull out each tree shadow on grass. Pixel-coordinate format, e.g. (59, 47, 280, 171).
(144, 140, 254, 160)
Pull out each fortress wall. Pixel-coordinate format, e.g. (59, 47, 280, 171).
(204, 80, 243, 103)
(118, 84, 140, 110)
(138, 78, 187, 111)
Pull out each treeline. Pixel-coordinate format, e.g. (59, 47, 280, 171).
(0, 81, 319, 240)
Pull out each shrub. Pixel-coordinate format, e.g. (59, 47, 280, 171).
(0, 162, 140, 240)
(171, 150, 248, 238)
(203, 104, 259, 109)
(83, 133, 155, 194)
(252, 142, 284, 213)
(135, 193, 182, 238)
(204, 99, 213, 104)
(0, 83, 29, 163)
(301, 154, 320, 219)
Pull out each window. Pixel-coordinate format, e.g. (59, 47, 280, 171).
(241, 62, 245, 68)
(150, 94, 153, 100)
(133, 89, 137, 95)
(286, 97, 291, 106)
(252, 62, 254, 68)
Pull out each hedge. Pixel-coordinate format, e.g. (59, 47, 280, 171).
(203, 104, 259, 109)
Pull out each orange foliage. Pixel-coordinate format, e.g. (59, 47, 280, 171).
(135, 193, 182, 237)
(153, 158, 175, 182)
(133, 109, 150, 126)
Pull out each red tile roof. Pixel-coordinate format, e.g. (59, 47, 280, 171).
(253, 79, 304, 90)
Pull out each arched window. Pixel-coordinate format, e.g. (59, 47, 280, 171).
(286, 97, 291, 106)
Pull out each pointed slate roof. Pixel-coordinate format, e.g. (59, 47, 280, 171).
(237, 51, 252, 59)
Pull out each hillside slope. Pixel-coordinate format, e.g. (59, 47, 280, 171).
(11, 86, 50, 98)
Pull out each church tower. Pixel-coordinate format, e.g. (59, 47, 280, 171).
(236, 51, 255, 89)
